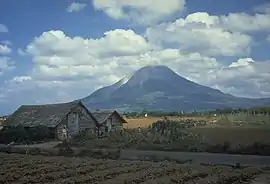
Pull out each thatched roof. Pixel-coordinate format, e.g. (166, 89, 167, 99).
(4, 101, 86, 128)
(92, 110, 127, 125)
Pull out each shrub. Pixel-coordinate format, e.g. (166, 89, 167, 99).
(0, 125, 52, 144)
(27, 126, 51, 141)
(0, 125, 27, 144)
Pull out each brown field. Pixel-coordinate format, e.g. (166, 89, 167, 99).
(124, 116, 213, 129)
(187, 126, 270, 145)
(0, 153, 269, 184)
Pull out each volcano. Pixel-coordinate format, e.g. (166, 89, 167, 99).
(82, 65, 270, 112)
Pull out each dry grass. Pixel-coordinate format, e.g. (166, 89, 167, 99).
(0, 153, 265, 184)
(187, 126, 270, 146)
(124, 116, 214, 129)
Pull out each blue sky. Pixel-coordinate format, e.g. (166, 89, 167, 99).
(0, 0, 270, 115)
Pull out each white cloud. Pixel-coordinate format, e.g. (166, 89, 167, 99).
(206, 59, 270, 98)
(1, 27, 269, 110)
(175, 11, 270, 33)
(0, 24, 8, 33)
(146, 13, 252, 57)
(0, 57, 14, 76)
(10, 76, 32, 83)
(92, 0, 186, 25)
(0, 44, 12, 55)
(229, 58, 255, 68)
(220, 12, 270, 32)
(67, 2, 86, 12)
(26, 29, 151, 67)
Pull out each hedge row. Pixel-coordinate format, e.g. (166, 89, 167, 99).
(0, 125, 52, 144)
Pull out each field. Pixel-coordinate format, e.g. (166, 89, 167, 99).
(124, 115, 270, 145)
(124, 116, 213, 129)
(0, 153, 269, 184)
(187, 126, 270, 146)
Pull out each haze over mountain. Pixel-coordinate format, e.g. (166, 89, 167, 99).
(82, 65, 270, 112)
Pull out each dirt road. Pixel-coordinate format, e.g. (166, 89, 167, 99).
(121, 149, 270, 167)
(1, 142, 270, 167)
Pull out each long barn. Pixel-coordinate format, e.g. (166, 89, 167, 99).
(3, 101, 98, 140)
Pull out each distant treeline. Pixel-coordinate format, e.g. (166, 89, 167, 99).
(123, 106, 270, 118)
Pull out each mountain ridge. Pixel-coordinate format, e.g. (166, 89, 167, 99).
(82, 65, 270, 112)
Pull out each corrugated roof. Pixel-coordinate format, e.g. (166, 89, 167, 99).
(4, 101, 80, 128)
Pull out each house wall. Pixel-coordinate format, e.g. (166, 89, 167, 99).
(73, 104, 97, 132)
(109, 113, 124, 130)
(100, 113, 124, 136)
(55, 104, 97, 140)
(67, 112, 79, 136)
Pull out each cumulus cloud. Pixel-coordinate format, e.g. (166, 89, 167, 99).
(67, 2, 86, 12)
(0, 44, 12, 55)
(146, 13, 252, 57)
(207, 58, 270, 98)
(92, 0, 186, 25)
(0, 28, 269, 109)
(0, 57, 14, 76)
(220, 12, 270, 32)
(0, 24, 8, 33)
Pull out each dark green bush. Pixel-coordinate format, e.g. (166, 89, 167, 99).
(0, 125, 27, 144)
(0, 125, 52, 144)
(27, 126, 51, 141)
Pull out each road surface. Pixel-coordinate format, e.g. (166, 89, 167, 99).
(1, 143, 270, 167)
(121, 149, 270, 167)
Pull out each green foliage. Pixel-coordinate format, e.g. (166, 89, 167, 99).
(0, 125, 27, 144)
(151, 119, 207, 133)
(27, 126, 51, 141)
(0, 125, 52, 144)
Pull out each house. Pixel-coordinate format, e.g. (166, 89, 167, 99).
(3, 101, 98, 140)
(92, 110, 127, 135)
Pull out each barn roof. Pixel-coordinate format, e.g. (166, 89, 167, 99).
(92, 110, 127, 125)
(4, 101, 83, 128)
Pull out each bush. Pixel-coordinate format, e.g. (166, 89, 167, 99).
(0, 125, 52, 144)
(0, 125, 27, 144)
(27, 126, 51, 141)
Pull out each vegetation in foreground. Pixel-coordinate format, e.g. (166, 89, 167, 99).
(0, 152, 267, 184)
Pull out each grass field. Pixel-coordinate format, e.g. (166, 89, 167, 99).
(0, 153, 268, 184)
(187, 126, 270, 146)
(123, 115, 270, 150)
(124, 116, 214, 129)
(124, 114, 270, 129)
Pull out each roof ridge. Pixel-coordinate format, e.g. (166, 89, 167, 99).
(19, 100, 80, 108)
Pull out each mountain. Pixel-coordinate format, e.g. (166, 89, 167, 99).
(82, 65, 270, 112)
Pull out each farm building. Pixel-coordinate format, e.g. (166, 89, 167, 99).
(0, 116, 7, 131)
(3, 101, 98, 140)
(92, 110, 127, 134)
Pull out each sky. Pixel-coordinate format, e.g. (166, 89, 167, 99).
(0, 0, 270, 115)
